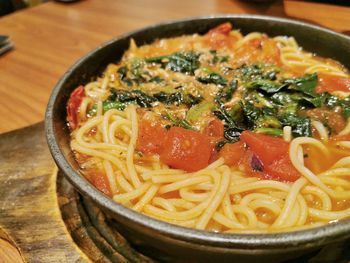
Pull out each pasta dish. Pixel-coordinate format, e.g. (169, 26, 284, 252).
(66, 23, 350, 233)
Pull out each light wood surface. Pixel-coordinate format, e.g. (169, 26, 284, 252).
(0, 0, 349, 134)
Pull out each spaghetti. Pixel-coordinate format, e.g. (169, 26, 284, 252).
(67, 22, 350, 233)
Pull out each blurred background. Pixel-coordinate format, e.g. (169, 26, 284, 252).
(1, 0, 349, 17)
(0, 0, 48, 16)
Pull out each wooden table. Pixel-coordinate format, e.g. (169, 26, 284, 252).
(0, 0, 350, 135)
(0, 0, 349, 262)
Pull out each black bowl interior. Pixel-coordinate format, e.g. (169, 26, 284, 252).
(45, 15, 350, 253)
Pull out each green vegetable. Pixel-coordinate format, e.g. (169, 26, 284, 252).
(104, 87, 203, 110)
(239, 95, 311, 137)
(146, 51, 200, 75)
(197, 72, 228, 86)
(236, 63, 280, 82)
(278, 114, 311, 137)
(301, 92, 329, 108)
(213, 102, 244, 143)
(109, 89, 156, 108)
(255, 128, 283, 136)
(227, 103, 244, 125)
(279, 103, 299, 116)
(88, 101, 125, 116)
(255, 116, 281, 129)
(150, 76, 164, 83)
(284, 73, 318, 97)
(210, 50, 229, 64)
(342, 102, 350, 119)
(103, 101, 125, 112)
(240, 100, 261, 128)
(186, 102, 214, 123)
(271, 92, 303, 105)
(216, 80, 237, 102)
(247, 80, 286, 94)
(247, 92, 274, 109)
(117, 59, 151, 86)
(164, 113, 195, 130)
(153, 85, 177, 94)
(130, 57, 145, 78)
(153, 91, 202, 106)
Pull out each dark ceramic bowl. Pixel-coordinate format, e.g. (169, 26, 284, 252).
(45, 15, 350, 262)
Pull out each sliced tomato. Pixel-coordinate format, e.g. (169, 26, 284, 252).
(240, 131, 288, 165)
(219, 141, 245, 166)
(136, 120, 167, 155)
(86, 171, 112, 197)
(207, 22, 232, 35)
(204, 118, 224, 141)
(209, 146, 220, 164)
(204, 118, 225, 163)
(67, 85, 85, 130)
(204, 22, 236, 49)
(265, 154, 301, 182)
(316, 74, 350, 93)
(241, 149, 264, 178)
(240, 131, 300, 182)
(160, 127, 213, 172)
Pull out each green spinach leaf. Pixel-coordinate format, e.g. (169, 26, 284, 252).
(146, 51, 200, 75)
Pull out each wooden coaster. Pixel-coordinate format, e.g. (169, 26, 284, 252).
(0, 123, 88, 262)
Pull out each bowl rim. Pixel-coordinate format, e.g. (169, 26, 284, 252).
(45, 14, 350, 249)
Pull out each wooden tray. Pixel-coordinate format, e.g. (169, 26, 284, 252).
(0, 123, 350, 262)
